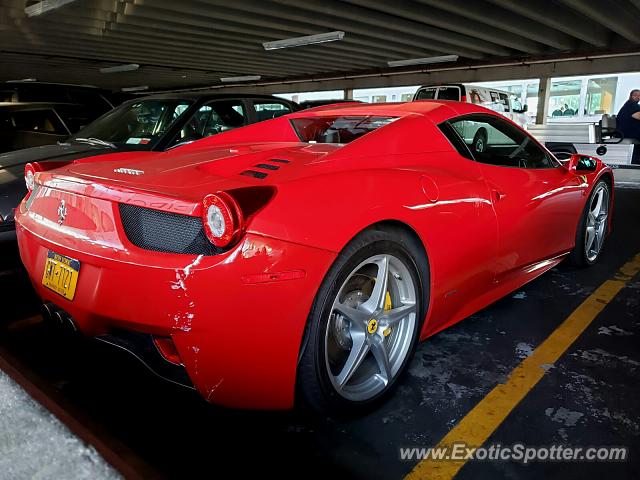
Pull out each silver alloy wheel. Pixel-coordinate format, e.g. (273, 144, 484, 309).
(324, 254, 417, 402)
(585, 183, 610, 262)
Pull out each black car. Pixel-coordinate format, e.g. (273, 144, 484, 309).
(0, 102, 100, 153)
(0, 93, 299, 241)
(0, 81, 117, 114)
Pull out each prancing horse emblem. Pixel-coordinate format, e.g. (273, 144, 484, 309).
(57, 200, 67, 225)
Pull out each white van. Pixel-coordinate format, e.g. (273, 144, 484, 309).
(413, 83, 528, 126)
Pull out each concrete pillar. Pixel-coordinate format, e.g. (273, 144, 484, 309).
(535, 77, 551, 124)
(344, 88, 354, 100)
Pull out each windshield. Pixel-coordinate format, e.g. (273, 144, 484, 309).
(290, 116, 397, 144)
(71, 99, 193, 148)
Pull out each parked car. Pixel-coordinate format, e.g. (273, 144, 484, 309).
(0, 102, 100, 153)
(15, 101, 612, 413)
(414, 83, 528, 127)
(0, 81, 117, 114)
(0, 93, 299, 241)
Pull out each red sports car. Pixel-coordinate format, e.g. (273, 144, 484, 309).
(15, 101, 613, 413)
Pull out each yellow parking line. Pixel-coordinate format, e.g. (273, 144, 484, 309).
(406, 253, 640, 480)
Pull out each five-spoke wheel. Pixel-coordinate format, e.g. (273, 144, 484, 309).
(298, 226, 428, 414)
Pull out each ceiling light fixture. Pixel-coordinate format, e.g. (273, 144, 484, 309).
(263, 31, 345, 50)
(121, 85, 149, 92)
(100, 63, 140, 74)
(220, 75, 262, 82)
(387, 55, 459, 67)
(25, 0, 78, 17)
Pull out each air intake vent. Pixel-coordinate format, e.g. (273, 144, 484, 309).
(269, 158, 290, 163)
(240, 170, 268, 179)
(119, 204, 222, 255)
(254, 163, 279, 170)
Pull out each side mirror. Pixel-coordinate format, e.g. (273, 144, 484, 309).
(567, 154, 598, 172)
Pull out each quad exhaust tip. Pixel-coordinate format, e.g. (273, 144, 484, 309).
(41, 302, 78, 332)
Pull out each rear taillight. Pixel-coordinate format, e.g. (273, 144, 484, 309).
(24, 162, 39, 192)
(202, 192, 244, 248)
(24, 162, 43, 200)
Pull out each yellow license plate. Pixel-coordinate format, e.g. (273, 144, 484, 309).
(42, 251, 81, 301)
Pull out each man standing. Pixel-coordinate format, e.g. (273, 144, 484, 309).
(616, 89, 640, 140)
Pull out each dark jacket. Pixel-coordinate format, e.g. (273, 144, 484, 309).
(616, 100, 640, 140)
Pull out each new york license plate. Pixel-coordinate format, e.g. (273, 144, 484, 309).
(42, 251, 81, 301)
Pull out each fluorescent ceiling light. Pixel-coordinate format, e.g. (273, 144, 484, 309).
(7, 78, 37, 82)
(25, 0, 77, 17)
(387, 55, 459, 67)
(121, 85, 149, 92)
(263, 31, 345, 50)
(100, 63, 139, 74)
(220, 75, 261, 82)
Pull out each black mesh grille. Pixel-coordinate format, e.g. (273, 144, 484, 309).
(118, 204, 221, 255)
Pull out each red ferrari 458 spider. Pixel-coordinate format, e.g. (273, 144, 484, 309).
(15, 101, 613, 413)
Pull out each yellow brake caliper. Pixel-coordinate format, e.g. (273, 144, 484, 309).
(383, 291, 392, 337)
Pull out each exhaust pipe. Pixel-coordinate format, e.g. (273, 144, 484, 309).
(41, 302, 58, 323)
(40, 303, 78, 332)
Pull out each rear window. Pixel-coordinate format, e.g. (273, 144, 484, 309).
(290, 116, 397, 144)
(415, 88, 437, 100)
(437, 87, 461, 101)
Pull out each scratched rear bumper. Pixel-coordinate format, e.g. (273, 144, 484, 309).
(15, 216, 336, 409)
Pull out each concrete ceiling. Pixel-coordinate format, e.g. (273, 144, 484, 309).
(1, 0, 640, 93)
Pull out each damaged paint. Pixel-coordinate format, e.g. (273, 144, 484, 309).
(169, 255, 203, 332)
(206, 378, 224, 402)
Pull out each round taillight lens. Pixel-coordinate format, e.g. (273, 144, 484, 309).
(202, 193, 243, 248)
(24, 163, 37, 191)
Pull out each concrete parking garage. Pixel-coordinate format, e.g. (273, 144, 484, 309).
(1, 1, 640, 479)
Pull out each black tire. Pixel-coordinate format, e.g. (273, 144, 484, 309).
(297, 225, 429, 415)
(569, 180, 611, 267)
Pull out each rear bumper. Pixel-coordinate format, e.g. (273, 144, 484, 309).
(16, 220, 336, 409)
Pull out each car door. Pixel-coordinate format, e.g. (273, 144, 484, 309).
(447, 114, 586, 281)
